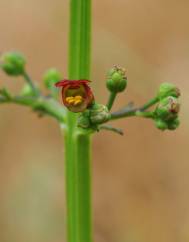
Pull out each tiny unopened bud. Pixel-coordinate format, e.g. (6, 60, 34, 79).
(20, 84, 35, 97)
(43, 68, 62, 89)
(1, 52, 26, 76)
(158, 82, 180, 99)
(155, 96, 180, 121)
(90, 103, 111, 124)
(106, 66, 127, 93)
(0, 88, 11, 100)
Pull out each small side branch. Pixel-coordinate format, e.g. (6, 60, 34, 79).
(110, 97, 159, 120)
(99, 124, 124, 135)
(0, 95, 66, 123)
(22, 71, 40, 96)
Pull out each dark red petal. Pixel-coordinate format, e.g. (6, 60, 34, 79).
(55, 79, 91, 88)
(55, 80, 70, 87)
(82, 84, 94, 106)
(76, 79, 91, 84)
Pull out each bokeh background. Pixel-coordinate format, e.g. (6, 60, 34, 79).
(0, 0, 188, 242)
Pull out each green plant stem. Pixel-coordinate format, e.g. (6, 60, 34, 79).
(110, 97, 159, 120)
(22, 71, 39, 95)
(135, 111, 154, 118)
(74, 131, 92, 242)
(107, 92, 117, 110)
(139, 96, 159, 111)
(99, 124, 124, 135)
(64, 1, 92, 242)
(0, 95, 66, 122)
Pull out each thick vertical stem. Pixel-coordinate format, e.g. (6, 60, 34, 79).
(64, 124, 77, 242)
(74, 132, 92, 242)
(64, 0, 92, 242)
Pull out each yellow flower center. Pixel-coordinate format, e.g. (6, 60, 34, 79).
(66, 95, 83, 106)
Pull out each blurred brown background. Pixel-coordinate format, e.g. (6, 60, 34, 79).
(0, 0, 188, 242)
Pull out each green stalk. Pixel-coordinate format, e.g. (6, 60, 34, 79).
(74, 131, 92, 242)
(140, 96, 159, 111)
(22, 71, 39, 95)
(110, 97, 159, 120)
(107, 92, 117, 110)
(63, 1, 92, 242)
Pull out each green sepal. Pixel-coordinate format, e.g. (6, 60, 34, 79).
(78, 110, 91, 129)
(167, 118, 180, 130)
(155, 119, 168, 130)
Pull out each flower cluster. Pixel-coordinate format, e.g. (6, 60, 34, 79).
(0, 52, 182, 135)
(54, 74, 181, 133)
(55, 79, 111, 130)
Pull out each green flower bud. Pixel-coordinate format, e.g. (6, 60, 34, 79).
(167, 118, 180, 130)
(78, 110, 91, 129)
(155, 119, 168, 131)
(106, 66, 127, 93)
(1, 52, 26, 76)
(43, 68, 62, 89)
(155, 96, 180, 121)
(90, 103, 111, 125)
(20, 84, 34, 97)
(158, 82, 180, 99)
(0, 88, 11, 100)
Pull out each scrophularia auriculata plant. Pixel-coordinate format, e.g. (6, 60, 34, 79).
(0, 1, 181, 242)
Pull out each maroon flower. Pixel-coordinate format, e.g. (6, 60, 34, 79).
(55, 79, 94, 112)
